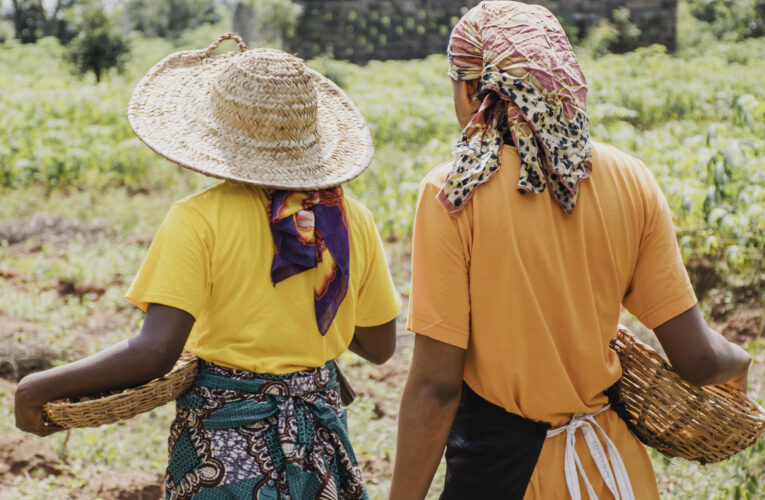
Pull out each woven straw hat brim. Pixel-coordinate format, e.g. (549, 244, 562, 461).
(127, 45, 373, 190)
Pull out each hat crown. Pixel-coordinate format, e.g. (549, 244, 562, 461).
(210, 49, 320, 147)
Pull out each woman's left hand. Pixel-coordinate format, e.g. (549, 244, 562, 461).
(724, 363, 749, 393)
(14, 377, 65, 437)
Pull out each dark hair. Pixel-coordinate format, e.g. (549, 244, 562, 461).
(472, 79, 489, 103)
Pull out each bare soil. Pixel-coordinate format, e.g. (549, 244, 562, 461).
(0, 272, 134, 382)
(78, 471, 164, 500)
(720, 306, 764, 343)
(0, 314, 57, 381)
(0, 215, 106, 247)
(0, 433, 60, 482)
(686, 256, 724, 300)
(359, 451, 392, 486)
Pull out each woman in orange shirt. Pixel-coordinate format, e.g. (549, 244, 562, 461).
(391, 3, 751, 499)
(15, 36, 400, 499)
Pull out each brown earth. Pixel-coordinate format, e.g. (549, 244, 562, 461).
(710, 284, 762, 322)
(365, 348, 410, 419)
(72, 304, 136, 339)
(369, 353, 408, 388)
(0, 268, 36, 290)
(0, 434, 60, 482)
(720, 306, 764, 343)
(55, 277, 107, 301)
(0, 267, 110, 300)
(359, 452, 391, 486)
(685, 256, 724, 301)
(78, 471, 164, 500)
(0, 378, 17, 395)
(0, 275, 133, 382)
(126, 233, 154, 246)
(0, 314, 57, 381)
(0, 215, 106, 247)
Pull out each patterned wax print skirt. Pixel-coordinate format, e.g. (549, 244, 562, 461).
(165, 360, 368, 500)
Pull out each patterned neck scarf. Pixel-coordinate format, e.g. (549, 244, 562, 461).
(268, 188, 349, 336)
(439, 1, 592, 215)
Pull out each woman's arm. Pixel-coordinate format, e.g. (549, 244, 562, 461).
(14, 304, 195, 436)
(653, 305, 751, 389)
(349, 318, 397, 364)
(390, 334, 466, 500)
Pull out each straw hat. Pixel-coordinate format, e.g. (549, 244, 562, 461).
(127, 33, 374, 190)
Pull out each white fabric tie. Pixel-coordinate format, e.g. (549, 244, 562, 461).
(545, 404, 636, 500)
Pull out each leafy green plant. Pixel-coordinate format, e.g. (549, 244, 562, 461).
(8, 0, 73, 44)
(685, 0, 765, 40)
(0, 18, 16, 43)
(556, 15, 580, 45)
(125, 0, 221, 40)
(233, 0, 303, 48)
(579, 8, 641, 57)
(65, 1, 129, 82)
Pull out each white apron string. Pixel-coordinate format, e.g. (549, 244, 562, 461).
(545, 404, 636, 500)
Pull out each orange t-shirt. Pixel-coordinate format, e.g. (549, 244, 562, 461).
(408, 142, 696, 499)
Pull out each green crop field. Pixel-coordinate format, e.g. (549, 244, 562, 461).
(0, 9, 763, 499)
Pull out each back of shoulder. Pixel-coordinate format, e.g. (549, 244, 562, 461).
(591, 141, 666, 221)
(421, 159, 453, 193)
(176, 181, 265, 217)
(344, 194, 378, 236)
(169, 182, 267, 242)
(175, 181, 257, 209)
(592, 141, 655, 187)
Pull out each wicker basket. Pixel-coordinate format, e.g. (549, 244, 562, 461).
(43, 351, 199, 428)
(607, 328, 765, 464)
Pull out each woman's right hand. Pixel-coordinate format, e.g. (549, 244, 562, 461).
(14, 374, 65, 437)
(13, 303, 194, 437)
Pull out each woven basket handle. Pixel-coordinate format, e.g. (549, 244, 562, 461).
(204, 33, 249, 56)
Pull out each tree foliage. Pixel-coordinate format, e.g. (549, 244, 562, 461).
(125, 0, 220, 40)
(232, 0, 303, 47)
(10, 0, 73, 43)
(686, 0, 765, 39)
(579, 8, 641, 57)
(65, 2, 129, 82)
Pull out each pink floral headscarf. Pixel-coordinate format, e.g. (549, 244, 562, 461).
(439, 1, 591, 215)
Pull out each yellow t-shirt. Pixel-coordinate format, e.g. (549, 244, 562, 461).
(126, 181, 401, 374)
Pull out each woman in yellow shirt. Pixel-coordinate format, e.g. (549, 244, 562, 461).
(15, 35, 400, 499)
(391, 3, 750, 499)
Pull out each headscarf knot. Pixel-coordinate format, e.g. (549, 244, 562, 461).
(439, 1, 592, 215)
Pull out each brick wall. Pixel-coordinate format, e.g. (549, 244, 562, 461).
(284, 0, 677, 62)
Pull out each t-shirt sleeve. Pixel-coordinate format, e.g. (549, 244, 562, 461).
(407, 176, 471, 349)
(622, 168, 697, 329)
(354, 207, 402, 327)
(125, 202, 212, 319)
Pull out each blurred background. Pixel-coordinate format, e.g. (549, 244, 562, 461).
(0, 1, 763, 499)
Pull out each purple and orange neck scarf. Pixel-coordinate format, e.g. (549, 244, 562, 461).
(268, 187, 349, 336)
(441, 1, 591, 215)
